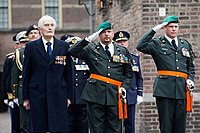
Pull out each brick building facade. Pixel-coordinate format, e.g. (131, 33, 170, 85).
(94, 0, 200, 132)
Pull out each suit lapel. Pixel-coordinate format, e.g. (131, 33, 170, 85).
(49, 37, 62, 64)
(36, 38, 49, 62)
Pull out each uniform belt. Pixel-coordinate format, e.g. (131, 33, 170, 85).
(157, 70, 192, 112)
(90, 73, 127, 119)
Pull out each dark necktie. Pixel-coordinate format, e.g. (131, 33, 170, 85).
(171, 39, 177, 50)
(105, 45, 111, 57)
(46, 42, 52, 59)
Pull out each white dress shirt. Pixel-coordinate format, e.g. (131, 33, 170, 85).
(42, 37, 54, 52)
(165, 34, 178, 47)
(100, 42, 114, 56)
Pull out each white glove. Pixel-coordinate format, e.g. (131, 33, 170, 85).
(152, 22, 168, 32)
(137, 95, 143, 105)
(186, 79, 194, 91)
(119, 87, 126, 99)
(13, 98, 19, 106)
(85, 28, 103, 42)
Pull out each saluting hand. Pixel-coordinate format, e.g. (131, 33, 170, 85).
(85, 28, 103, 42)
(152, 22, 168, 32)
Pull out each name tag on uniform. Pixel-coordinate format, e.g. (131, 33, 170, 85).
(55, 56, 67, 65)
(112, 54, 129, 63)
(75, 64, 89, 70)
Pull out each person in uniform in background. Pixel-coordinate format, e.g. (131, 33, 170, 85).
(68, 21, 133, 133)
(2, 31, 26, 133)
(11, 28, 35, 133)
(22, 15, 71, 133)
(113, 31, 143, 133)
(137, 15, 195, 133)
(61, 35, 89, 133)
(0, 66, 8, 113)
(25, 25, 40, 41)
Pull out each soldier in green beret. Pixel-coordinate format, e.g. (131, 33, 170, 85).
(137, 15, 195, 133)
(69, 22, 133, 133)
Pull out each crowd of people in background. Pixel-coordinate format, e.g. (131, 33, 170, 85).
(0, 14, 195, 133)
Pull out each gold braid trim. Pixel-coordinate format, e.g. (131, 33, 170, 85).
(15, 49, 23, 71)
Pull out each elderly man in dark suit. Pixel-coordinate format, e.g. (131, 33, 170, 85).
(137, 15, 195, 133)
(22, 15, 71, 133)
(68, 21, 133, 133)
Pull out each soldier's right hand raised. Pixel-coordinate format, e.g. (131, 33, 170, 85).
(85, 28, 103, 42)
(152, 22, 168, 32)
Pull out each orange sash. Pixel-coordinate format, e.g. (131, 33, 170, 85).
(157, 70, 192, 112)
(90, 73, 127, 119)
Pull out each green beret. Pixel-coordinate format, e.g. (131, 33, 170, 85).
(97, 21, 112, 31)
(162, 15, 179, 23)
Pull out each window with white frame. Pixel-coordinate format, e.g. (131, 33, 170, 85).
(0, 0, 8, 29)
(45, 0, 59, 27)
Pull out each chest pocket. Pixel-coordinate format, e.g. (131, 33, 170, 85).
(159, 47, 172, 55)
(90, 55, 103, 65)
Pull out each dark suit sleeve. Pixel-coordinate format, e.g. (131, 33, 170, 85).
(22, 44, 32, 100)
(65, 47, 73, 99)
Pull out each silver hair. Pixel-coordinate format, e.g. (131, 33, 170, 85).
(38, 15, 56, 28)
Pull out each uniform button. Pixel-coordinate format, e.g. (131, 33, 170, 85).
(109, 60, 111, 62)
(108, 66, 110, 69)
(84, 72, 86, 75)
(163, 52, 166, 54)
(177, 75, 179, 77)
(76, 84, 78, 86)
(76, 79, 78, 81)
(176, 52, 178, 54)
(76, 73, 78, 76)
(176, 59, 178, 62)
(108, 73, 110, 76)
(177, 67, 179, 69)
